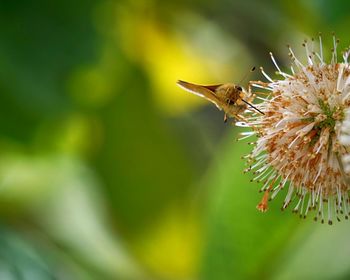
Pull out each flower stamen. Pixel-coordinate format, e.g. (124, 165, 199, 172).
(241, 36, 350, 223)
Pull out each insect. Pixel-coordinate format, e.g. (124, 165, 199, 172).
(177, 79, 264, 122)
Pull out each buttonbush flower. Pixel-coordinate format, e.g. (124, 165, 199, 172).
(242, 35, 350, 224)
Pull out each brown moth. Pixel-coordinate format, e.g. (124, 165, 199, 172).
(177, 80, 263, 122)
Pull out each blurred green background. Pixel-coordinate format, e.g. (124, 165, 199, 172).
(0, 0, 350, 279)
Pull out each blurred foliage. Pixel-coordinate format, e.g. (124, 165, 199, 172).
(0, 0, 350, 279)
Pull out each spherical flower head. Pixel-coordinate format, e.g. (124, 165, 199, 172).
(244, 36, 350, 224)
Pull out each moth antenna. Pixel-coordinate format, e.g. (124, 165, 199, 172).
(238, 66, 256, 85)
(241, 99, 265, 115)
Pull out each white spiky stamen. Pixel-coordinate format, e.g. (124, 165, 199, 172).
(340, 109, 350, 173)
(242, 35, 350, 224)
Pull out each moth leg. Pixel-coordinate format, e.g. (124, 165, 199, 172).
(224, 113, 228, 123)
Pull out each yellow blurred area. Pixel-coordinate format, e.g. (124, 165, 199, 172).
(116, 6, 252, 115)
(133, 205, 201, 279)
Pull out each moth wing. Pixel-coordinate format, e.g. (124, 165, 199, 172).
(177, 80, 223, 110)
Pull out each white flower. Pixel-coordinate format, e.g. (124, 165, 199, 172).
(243, 35, 350, 224)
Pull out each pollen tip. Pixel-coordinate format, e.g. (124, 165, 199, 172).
(256, 202, 268, 212)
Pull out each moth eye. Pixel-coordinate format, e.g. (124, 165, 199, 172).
(236, 86, 243, 91)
